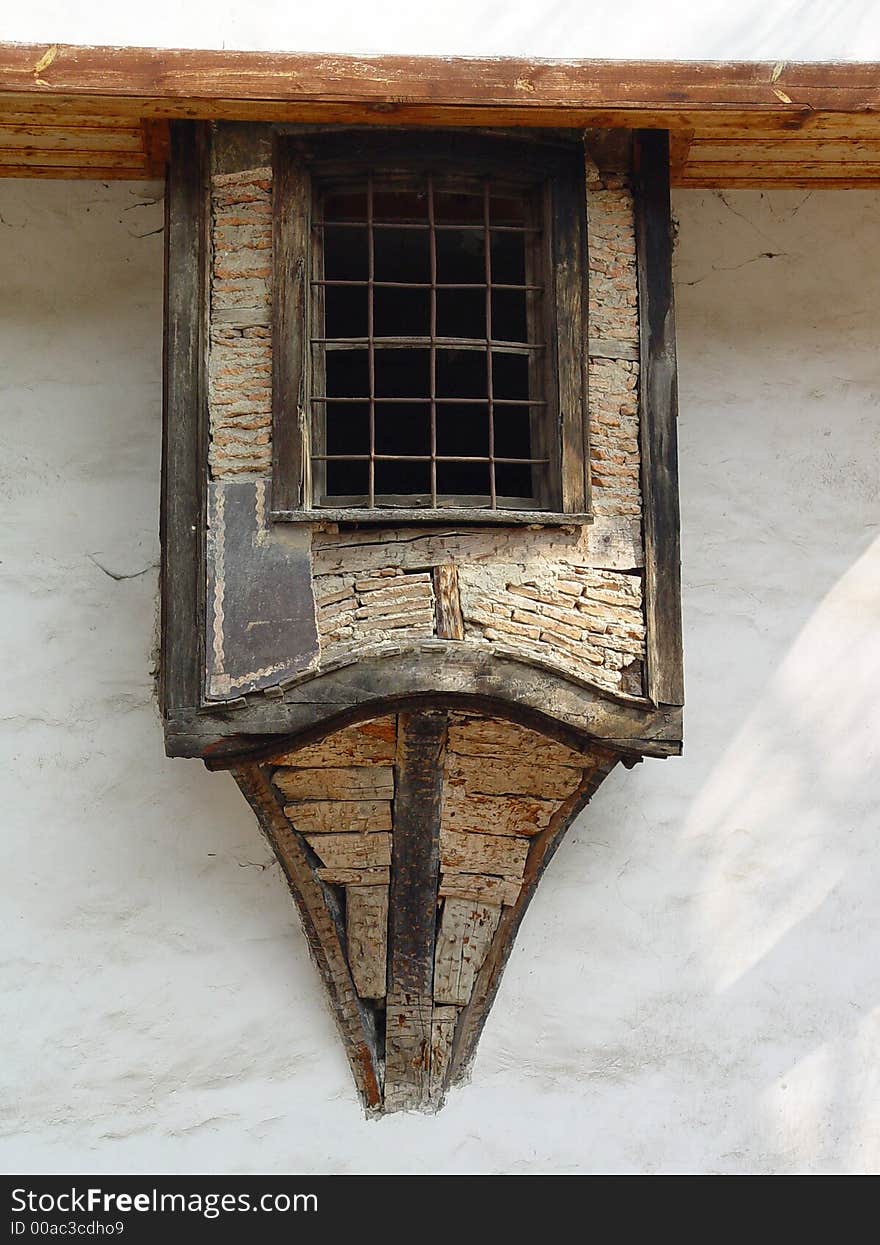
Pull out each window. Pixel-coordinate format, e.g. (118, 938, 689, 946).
(272, 131, 590, 523)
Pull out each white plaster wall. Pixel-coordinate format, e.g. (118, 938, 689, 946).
(1, 177, 878, 1174)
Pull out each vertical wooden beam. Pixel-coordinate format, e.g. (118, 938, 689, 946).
(271, 137, 310, 514)
(384, 710, 447, 1111)
(553, 145, 590, 514)
(634, 129, 684, 707)
(160, 120, 209, 715)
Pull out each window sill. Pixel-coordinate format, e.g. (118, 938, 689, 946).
(270, 507, 593, 527)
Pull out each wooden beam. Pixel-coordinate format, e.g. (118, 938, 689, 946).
(634, 131, 684, 709)
(384, 710, 447, 1111)
(1, 44, 879, 116)
(159, 121, 209, 715)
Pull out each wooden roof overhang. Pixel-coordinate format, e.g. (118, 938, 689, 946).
(1, 42, 879, 186)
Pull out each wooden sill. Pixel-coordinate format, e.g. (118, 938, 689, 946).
(270, 507, 593, 527)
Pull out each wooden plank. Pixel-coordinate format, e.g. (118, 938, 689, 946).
(0, 163, 150, 179)
(446, 753, 583, 800)
(271, 136, 309, 513)
(305, 832, 392, 869)
(634, 131, 684, 708)
(274, 765, 394, 801)
(434, 898, 502, 1006)
(429, 1006, 459, 1106)
(159, 121, 208, 716)
(0, 124, 143, 149)
(433, 565, 465, 641)
(440, 789, 557, 838)
(0, 146, 145, 168)
(689, 139, 880, 161)
(677, 175, 880, 189)
(170, 649, 684, 762)
(346, 884, 388, 999)
(282, 799, 392, 834)
(683, 160, 880, 179)
(440, 829, 529, 878)
(3, 44, 880, 113)
(275, 717, 397, 767)
(439, 872, 522, 906)
(317, 866, 390, 886)
(385, 711, 447, 1111)
(552, 147, 589, 514)
(446, 714, 588, 767)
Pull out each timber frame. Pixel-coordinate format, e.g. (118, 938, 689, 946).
(0, 43, 879, 187)
(159, 119, 683, 763)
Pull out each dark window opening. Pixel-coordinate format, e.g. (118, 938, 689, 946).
(311, 176, 547, 509)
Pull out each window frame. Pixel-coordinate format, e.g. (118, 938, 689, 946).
(271, 129, 591, 524)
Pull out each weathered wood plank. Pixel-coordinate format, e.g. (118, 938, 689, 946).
(434, 899, 502, 1007)
(433, 564, 465, 641)
(271, 136, 308, 513)
(305, 833, 392, 870)
(634, 130, 684, 709)
(172, 650, 684, 762)
(274, 766, 395, 801)
(311, 514, 644, 576)
(317, 866, 390, 886)
(440, 788, 557, 838)
(440, 829, 529, 878)
(385, 711, 447, 1112)
(275, 717, 397, 768)
(160, 121, 208, 716)
(554, 145, 590, 514)
(283, 799, 393, 834)
(346, 884, 389, 999)
(446, 753, 583, 800)
(446, 714, 589, 767)
(4, 44, 880, 113)
(439, 872, 522, 907)
(429, 1006, 459, 1107)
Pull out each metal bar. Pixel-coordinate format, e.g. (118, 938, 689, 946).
(484, 179, 496, 509)
(315, 220, 541, 233)
(311, 396, 545, 405)
(428, 173, 437, 506)
(367, 172, 375, 506)
(314, 337, 542, 353)
(311, 279, 543, 291)
(312, 454, 549, 463)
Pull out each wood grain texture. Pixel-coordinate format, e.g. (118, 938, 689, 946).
(434, 898, 502, 1006)
(346, 884, 389, 999)
(2, 44, 879, 112)
(160, 121, 208, 715)
(271, 136, 309, 513)
(2, 48, 879, 183)
(634, 131, 684, 708)
(171, 649, 684, 763)
(433, 565, 465, 641)
(384, 710, 447, 1111)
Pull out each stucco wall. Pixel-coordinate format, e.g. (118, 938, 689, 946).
(1, 178, 878, 1174)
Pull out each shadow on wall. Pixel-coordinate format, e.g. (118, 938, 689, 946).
(559, 188, 880, 1171)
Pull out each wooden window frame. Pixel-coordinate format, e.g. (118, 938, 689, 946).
(270, 129, 590, 525)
